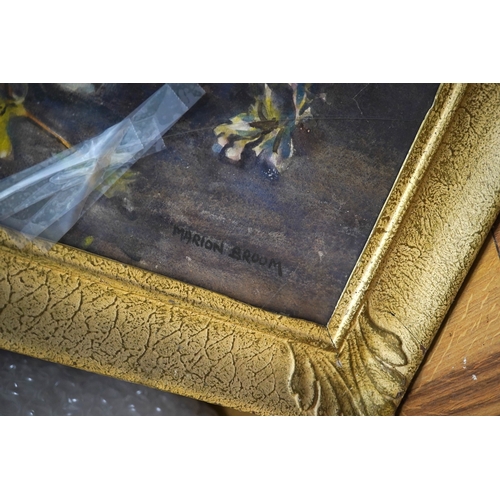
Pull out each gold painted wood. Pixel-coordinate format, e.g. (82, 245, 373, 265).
(1, 84, 500, 415)
(399, 229, 500, 415)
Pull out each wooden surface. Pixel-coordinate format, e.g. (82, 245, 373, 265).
(399, 219, 500, 415)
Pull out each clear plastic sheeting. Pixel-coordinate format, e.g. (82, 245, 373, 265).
(0, 83, 204, 247)
(0, 349, 219, 416)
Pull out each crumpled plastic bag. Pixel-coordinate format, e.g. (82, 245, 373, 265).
(0, 83, 204, 249)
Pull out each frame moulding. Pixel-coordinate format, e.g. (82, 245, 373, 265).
(1, 84, 500, 415)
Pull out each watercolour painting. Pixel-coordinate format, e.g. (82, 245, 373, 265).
(1, 83, 438, 325)
(1, 83, 499, 415)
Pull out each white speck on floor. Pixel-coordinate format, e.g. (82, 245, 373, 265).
(472, 374, 477, 381)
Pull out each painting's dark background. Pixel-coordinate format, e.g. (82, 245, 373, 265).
(0, 83, 439, 325)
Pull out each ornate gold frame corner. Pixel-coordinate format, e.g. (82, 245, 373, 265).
(1, 84, 500, 415)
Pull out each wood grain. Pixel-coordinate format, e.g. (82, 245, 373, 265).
(399, 224, 500, 415)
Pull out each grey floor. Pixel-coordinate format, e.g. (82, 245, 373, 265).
(0, 349, 220, 416)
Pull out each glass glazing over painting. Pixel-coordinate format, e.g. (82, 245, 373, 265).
(0, 83, 439, 324)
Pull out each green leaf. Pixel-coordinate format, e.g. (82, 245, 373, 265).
(0, 98, 26, 159)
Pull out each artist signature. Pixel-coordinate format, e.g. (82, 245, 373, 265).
(172, 225, 282, 277)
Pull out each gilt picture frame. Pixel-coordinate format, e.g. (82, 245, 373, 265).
(1, 83, 499, 415)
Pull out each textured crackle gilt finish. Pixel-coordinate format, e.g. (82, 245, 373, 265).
(1, 84, 500, 415)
